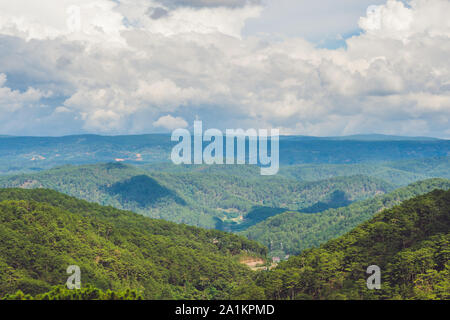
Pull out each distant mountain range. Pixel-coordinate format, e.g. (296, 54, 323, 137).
(0, 134, 449, 175)
(282, 133, 443, 141)
(3, 133, 445, 140)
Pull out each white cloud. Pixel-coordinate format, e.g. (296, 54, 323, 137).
(155, 0, 261, 9)
(0, 73, 65, 135)
(0, 0, 126, 45)
(243, 0, 388, 41)
(359, 0, 450, 40)
(0, 0, 448, 138)
(0, 73, 48, 111)
(116, 0, 262, 38)
(360, 1, 413, 39)
(153, 114, 188, 130)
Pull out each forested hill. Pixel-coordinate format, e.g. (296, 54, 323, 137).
(278, 156, 450, 186)
(1, 188, 448, 300)
(0, 163, 393, 229)
(243, 178, 450, 256)
(257, 189, 450, 300)
(141, 156, 450, 187)
(0, 188, 267, 300)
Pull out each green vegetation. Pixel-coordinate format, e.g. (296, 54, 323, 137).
(2, 188, 448, 300)
(0, 163, 393, 229)
(256, 189, 450, 299)
(243, 178, 450, 256)
(278, 157, 450, 186)
(138, 157, 450, 187)
(386, 157, 450, 179)
(0, 135, 449, 300)
(2, 286, 143, 300)
(0, 188, 266, 300)
(279, 163, 429, 186)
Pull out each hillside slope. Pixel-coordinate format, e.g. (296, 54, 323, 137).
(0, 163, 393, 229)
(0, 188, 266, 300)
(278, 156, 450, 186)
(243, 178, 450, 256)
(1, 188, 448, 300)
(257, 189, 450, 299)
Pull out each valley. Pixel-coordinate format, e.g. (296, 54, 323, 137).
(0, 134, 449, 300)
(0, 162, 395, 229)
(1, 187, 448, 300)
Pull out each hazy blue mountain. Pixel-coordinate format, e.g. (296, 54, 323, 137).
(0, 134, 448, 175)
(281, 134, 441, 141)
(320, 134, 441, 141)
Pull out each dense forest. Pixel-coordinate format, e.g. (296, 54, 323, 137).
(255, 189, 450, 300)
(279, 162, 433, 186)
(2, 286, 143, 300)
(1, 188, 449, 300)
(242, 178, 450, 257)
(117, 156, 450, 188)
(0, 163, 393, 229)
(0, 188, 266, 300)
(0, 135, 449, 300)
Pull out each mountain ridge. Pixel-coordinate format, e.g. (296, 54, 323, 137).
(0, 188, 266, 299)
(257, 188, 450, 299)
(242, 178, 450, 256)
(0, 163, 394, 229)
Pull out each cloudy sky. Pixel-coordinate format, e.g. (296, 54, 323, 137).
(0, 0, 449, 137)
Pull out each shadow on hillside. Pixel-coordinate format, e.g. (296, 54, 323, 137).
(216, 206, 286, 232)
(104, 175, 186, 208)
(301, 190, 352, 213)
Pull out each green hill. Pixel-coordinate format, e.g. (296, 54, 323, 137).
(279, 163, 429, 186)
(0, 188, 266, 300)
(278, 157, 450, 186)
(242, 178, 450, 257)
(0, 163, 393, 229)
(257, 188, 450, 300)
(142, 156, 450, 187)
(386, 157, 450, 179)
(1, 188, 448, 300)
